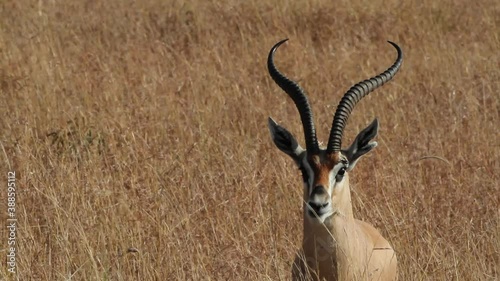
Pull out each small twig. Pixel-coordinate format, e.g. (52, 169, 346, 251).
(416, 155, 451, 165)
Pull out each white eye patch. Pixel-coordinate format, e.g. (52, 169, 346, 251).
(329, 162, 348, 190)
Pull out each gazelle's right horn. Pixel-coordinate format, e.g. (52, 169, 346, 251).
(268, 39, 319, 153)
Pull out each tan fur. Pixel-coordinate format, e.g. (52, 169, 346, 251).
(293, 163, 397, 281)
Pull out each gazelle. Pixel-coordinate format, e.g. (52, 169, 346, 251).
(267, 39, 402, 281)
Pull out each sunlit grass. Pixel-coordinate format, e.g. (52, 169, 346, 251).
(0, 0, 498, 280)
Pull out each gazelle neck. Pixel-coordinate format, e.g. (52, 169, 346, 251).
(300, 175, 358, 279)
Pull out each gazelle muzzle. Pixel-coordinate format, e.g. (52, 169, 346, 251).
(307, 185, 333, 220)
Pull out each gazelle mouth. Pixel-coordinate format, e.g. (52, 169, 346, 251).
(306, 202, 333, 222)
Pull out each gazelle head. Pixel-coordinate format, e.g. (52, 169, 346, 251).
(267, 39, 402, 223)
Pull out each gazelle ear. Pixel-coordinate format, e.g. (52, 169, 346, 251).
(268, 117, 305, 164)
(342, 118, 379, 171)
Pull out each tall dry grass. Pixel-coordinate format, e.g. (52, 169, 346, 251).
(0, 0, 498, 280)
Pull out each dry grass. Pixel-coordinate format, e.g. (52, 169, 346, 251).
(0, 0, 499, 280)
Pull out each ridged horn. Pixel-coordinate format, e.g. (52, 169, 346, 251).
(327, 41, 403, 154)
(268, 39, 319, 153)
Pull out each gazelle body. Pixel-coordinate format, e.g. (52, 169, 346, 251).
(266, 39, 402, 280)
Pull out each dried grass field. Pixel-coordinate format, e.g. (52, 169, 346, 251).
(0, 0, 499, 280)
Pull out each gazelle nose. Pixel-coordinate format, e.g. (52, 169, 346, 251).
(311, 185, 326, 196)
(308, 201, 330, 213)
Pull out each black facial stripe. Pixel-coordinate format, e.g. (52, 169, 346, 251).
(299, 166, 309, 183)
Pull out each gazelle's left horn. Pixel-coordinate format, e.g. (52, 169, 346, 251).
(327, 41, 403, 154)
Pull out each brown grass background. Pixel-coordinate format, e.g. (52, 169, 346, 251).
(0, 0, 499, 280)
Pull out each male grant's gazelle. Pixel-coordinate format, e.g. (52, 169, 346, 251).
(267, 39, 402, 281)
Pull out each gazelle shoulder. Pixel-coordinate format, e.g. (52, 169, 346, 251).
(355, 219, 392, 248)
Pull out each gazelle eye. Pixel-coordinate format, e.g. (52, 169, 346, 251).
(335, 167, 346, 182)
